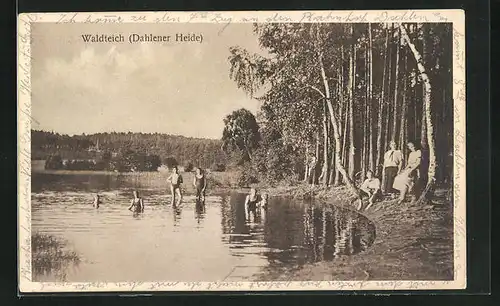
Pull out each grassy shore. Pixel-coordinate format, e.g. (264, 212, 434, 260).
(31, 232, 80, 281)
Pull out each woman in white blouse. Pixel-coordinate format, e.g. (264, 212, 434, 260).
(393, 142, 422, 204)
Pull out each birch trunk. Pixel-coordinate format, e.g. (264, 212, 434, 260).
(361, 47, 367, 179)
(304, 146, 309, 182)
(391, 27, 400, 143)
(313, 132, 320, 185)
(375, 27, 389, 176)
(335, 45, 346, 186)
(368, 23, 375, 173)
(348, 25, 356, 181)
(399, 24, 437, 196)
(399, 48, 408, 162)
(383, 36, 392, 158)
(321, 103, 330, 185)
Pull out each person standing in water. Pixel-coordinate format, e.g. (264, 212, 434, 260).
(168, 166, 183, 205)
(92, 194, 101, 209)
(259, 193, 269, 210)
(128, 190, 144, 213)
(193, 167, 207, 202)
(244, 188, 264, 220)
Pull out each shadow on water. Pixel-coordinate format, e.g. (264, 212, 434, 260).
(194, 199, 206, 225)
(220, 193, 376, 268)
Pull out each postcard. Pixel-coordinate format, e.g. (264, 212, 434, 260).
(18, 10, 466, 292)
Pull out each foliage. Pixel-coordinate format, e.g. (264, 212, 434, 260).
(210, 162, 226, 172)
(163, 156, 178, 169)
(45, 155, 63, 170)
(221, 108, 261, 162)
(236, 162, 260, 187)
(184, 161, 194, 173)
(252, 124, 302, 186)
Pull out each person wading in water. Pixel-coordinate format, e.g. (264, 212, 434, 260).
(244, 188, 268, 221)
(168, 166, 183, 205)
(128, 190, 144, 213)
(193, 167, 207, 202)
(92, 194, 102, 209)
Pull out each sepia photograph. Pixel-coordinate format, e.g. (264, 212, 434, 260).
(18, 10, 466, 292)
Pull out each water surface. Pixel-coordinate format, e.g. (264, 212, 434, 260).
(31, 172, 376, 282)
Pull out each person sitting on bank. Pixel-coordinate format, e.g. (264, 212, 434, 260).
(382, 140, 404, 195)
(128, 190, 144, 213)
(93, 194, 101, 209)
(357, 170, 381, 210)
(393, 142, 422, 205)
(168, 166, 183, 205)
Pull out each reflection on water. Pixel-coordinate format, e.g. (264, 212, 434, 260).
(31, 173, 375, 282)
(221, 194, 375, 269)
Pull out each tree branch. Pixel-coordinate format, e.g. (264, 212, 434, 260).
(292, 76, 326, 98)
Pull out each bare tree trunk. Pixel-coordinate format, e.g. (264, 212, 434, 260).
(376, 27, 389, 176)
(419, 24, 428, 151)
(368, 23, 375, 173)
(383, 36, 392, 159)
(330, 147, 337, 186)
(391, 27, 400, 143)
(321, 103, 330, 185)
(304, 146, 309, 182)
(348, 25, 356, 181)
(313, 132, 320, 185)
(399, 24, 437, 198)
(399, 48, 408, 164)
(361, 44, 368, 179)
(334, 45, 346, 186)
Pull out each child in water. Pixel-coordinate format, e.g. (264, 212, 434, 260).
(259, 193, 269, 209)
(93, 194, 101, 209)
(128, 190, 144, 213)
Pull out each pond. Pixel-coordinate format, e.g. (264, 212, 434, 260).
(31, 172, 376, 282)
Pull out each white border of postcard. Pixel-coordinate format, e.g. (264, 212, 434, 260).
(18, 9, 466, 292)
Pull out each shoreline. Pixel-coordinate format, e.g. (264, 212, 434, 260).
(256, 185, 454, 281)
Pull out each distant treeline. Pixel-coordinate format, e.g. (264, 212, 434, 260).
(45, 150, 162, 172)
(32, 130, 228, 170)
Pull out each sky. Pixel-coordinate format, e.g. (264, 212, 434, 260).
(31, 23, 265, 139)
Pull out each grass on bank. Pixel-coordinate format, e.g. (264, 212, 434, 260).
(31, 232, 80, 281)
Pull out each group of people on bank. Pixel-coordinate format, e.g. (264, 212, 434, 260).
(356, 140, 422, 210)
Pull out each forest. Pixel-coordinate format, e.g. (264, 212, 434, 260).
(222, 22, 453, 198)
(31, 130, 228, 171)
